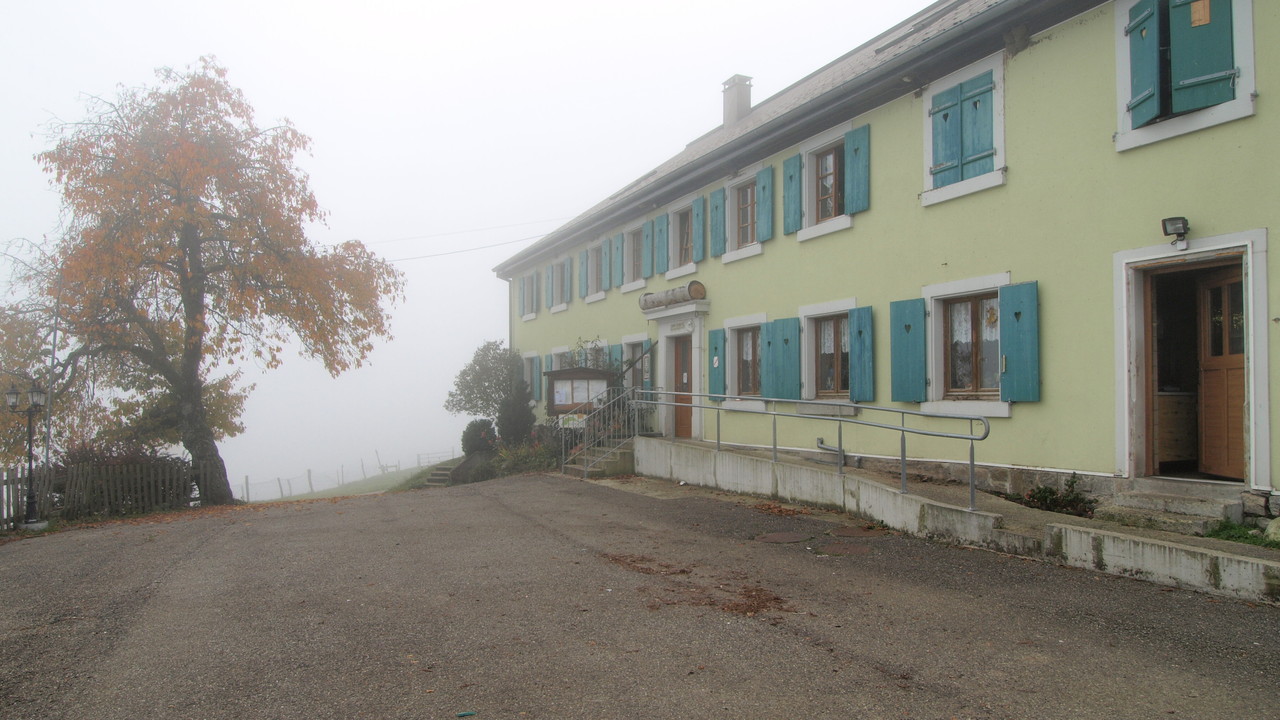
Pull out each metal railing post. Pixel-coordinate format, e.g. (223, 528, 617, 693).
(899, 416, 909, 495)
(716, 409, 722, 452)
(772, 413, 778, 463)
(837, 422, 844, 476)
(968, 420, 977, 511)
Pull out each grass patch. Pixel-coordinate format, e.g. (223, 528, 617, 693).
(1204, 520, 1280, 550)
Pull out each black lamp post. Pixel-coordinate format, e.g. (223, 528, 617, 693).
(6, 383, 47, 528)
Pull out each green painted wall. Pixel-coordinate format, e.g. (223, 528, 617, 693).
(507, 2, 1279, 489)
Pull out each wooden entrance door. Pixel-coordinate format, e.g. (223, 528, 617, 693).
(673, 335, 693, 438)
(1198, 267, 1246, 479)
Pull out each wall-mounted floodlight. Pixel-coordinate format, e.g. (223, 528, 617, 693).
(1162, 217, 1189, 251)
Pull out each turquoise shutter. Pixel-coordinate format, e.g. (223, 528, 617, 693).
(1126, 0, 1163, 128)
(544, 353, 553, 374)
(531, 355, 543, 402)
(999, 281, 1041, 402)
(608, 343, 623, 369)
(762, 318, 802, 400)
(844, 124, 871, 215)
(848, 306, 874, 403)
(612, 234, 624, 286)
(1170, 0, 1236, 114)
(782, 154, 803, 234)
(545, 265, 555, 309)
(517, 276, 526, 316)
(929, 83, 963, 188)
(642, 339, 654, 391)
(578, 252, 588, 299)
(641, 220, 654, 278)
(708, 328, 725, 399)
(709, 188, 726, 257)
(601, 242, 612, 291)
(755, 166, 774, 243)
(654, 214, 669, 274)
(691, 196, 706, 263)
(890, 299, 927, 402)
(561, 258, 571, 303)
(960, 72, 995, 180)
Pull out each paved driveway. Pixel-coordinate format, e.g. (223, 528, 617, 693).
(1, 473, 1276, 719)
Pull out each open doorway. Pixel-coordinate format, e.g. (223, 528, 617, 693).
(1146, 258, 1245, 481)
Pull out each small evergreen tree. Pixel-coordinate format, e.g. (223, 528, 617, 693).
(496, 378, 535, 447)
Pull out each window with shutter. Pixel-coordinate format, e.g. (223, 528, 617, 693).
(1115, 0, 1254, 150)
(921, 54, 1005, 206)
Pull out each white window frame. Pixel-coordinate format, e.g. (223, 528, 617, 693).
(666, 196, 699, 280)
(1113, 228, 1269, 489)
(521, 351, 540, 403)
(621, 225, 646, 292)
(723, 313, 767, 409)
(585, 243, 606, 303)
(920, 273, 1012, 418)
(622, 333, 650, 389)
(520, 271, 538, 322)
(1113, 0, 1256, 152)
(550, 346, 571, 371)
(920, 52, 1007, 207)
(549, 259, 569, 314)
(796, 124, 855, 243)
(799, 298, 859, 402)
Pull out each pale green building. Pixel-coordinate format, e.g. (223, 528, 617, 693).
(494, 0, 1276, 518)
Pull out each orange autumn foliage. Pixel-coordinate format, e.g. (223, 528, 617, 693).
(32, 58, 404, 504)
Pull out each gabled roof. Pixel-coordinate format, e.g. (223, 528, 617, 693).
(494, 0, 1104, 278)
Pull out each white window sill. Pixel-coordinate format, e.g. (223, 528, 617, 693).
(585, 292, 606, 304)
(620, 279, 646, 294)
(1115, 99, 1255, 152)
(797, 214, 852, 243)
(921, 168, 1006, 207)
(721, 242, 763, 265)
(521, 312, 537, 322)
(724, 398, 766, 411)
(665, 263, 696, 280)
(921, 399, 1010, 418)
(550, 303, 568, 314)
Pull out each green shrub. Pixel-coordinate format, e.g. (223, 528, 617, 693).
(499, 441, 557, 474)
(461, 418, 496, 456)
(1003, 476, 1097, 517)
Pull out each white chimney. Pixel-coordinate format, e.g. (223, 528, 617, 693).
(722, 74, 753, 126)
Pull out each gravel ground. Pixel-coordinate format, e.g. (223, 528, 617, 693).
(0, 473, 1275, 719)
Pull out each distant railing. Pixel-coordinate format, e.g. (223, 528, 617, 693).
(557, 386, 659, 475)
(633, 390, 991, 511)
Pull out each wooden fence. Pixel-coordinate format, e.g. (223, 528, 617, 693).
(1, 462, 210, 528)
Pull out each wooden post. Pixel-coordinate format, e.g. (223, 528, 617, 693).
(244, 476, 250, 503)
(307, 469, 314, 494)
(277, 477, 284, 498)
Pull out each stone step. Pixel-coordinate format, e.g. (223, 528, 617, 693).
(1109, 490, 1242, 522)
(1093, 503, 1221, 535)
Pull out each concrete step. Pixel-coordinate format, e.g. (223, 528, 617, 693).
(1109, 490, 1242, 522)
(1093, 503, 1221, 535)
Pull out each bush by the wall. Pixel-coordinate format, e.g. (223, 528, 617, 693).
(461, 418, 496, 456)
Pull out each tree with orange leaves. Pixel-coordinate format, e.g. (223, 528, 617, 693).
(29, 58, 404, 504)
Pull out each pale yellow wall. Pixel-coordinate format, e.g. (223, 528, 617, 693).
(509, 1, 1279, 487)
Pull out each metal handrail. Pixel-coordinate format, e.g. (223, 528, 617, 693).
(559, 386, 647, 476)
(633, 390, 991, 511)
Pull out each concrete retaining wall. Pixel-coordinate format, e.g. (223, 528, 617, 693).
(633, 437, 1280, 603)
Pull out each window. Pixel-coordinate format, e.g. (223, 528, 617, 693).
(588, 245, 602, 295)
(548, 258, 570, 310)
(943, 293, 1000, 399)
(624, 227, 645, 285)
(814, 145, 844, 224)
(889, 274, 1039, 415)
(734, 183, 756, 250)
(1115, 0, 1255, 150)
(735, 326, 761, 395)
(813, 314, 849, 396)
(517, 271, 539, 319)
(921, 54, 1005, 206)
(624, 339, 650, 389)
(675, 208, 694, 267)
(788, 124, 867, 241)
